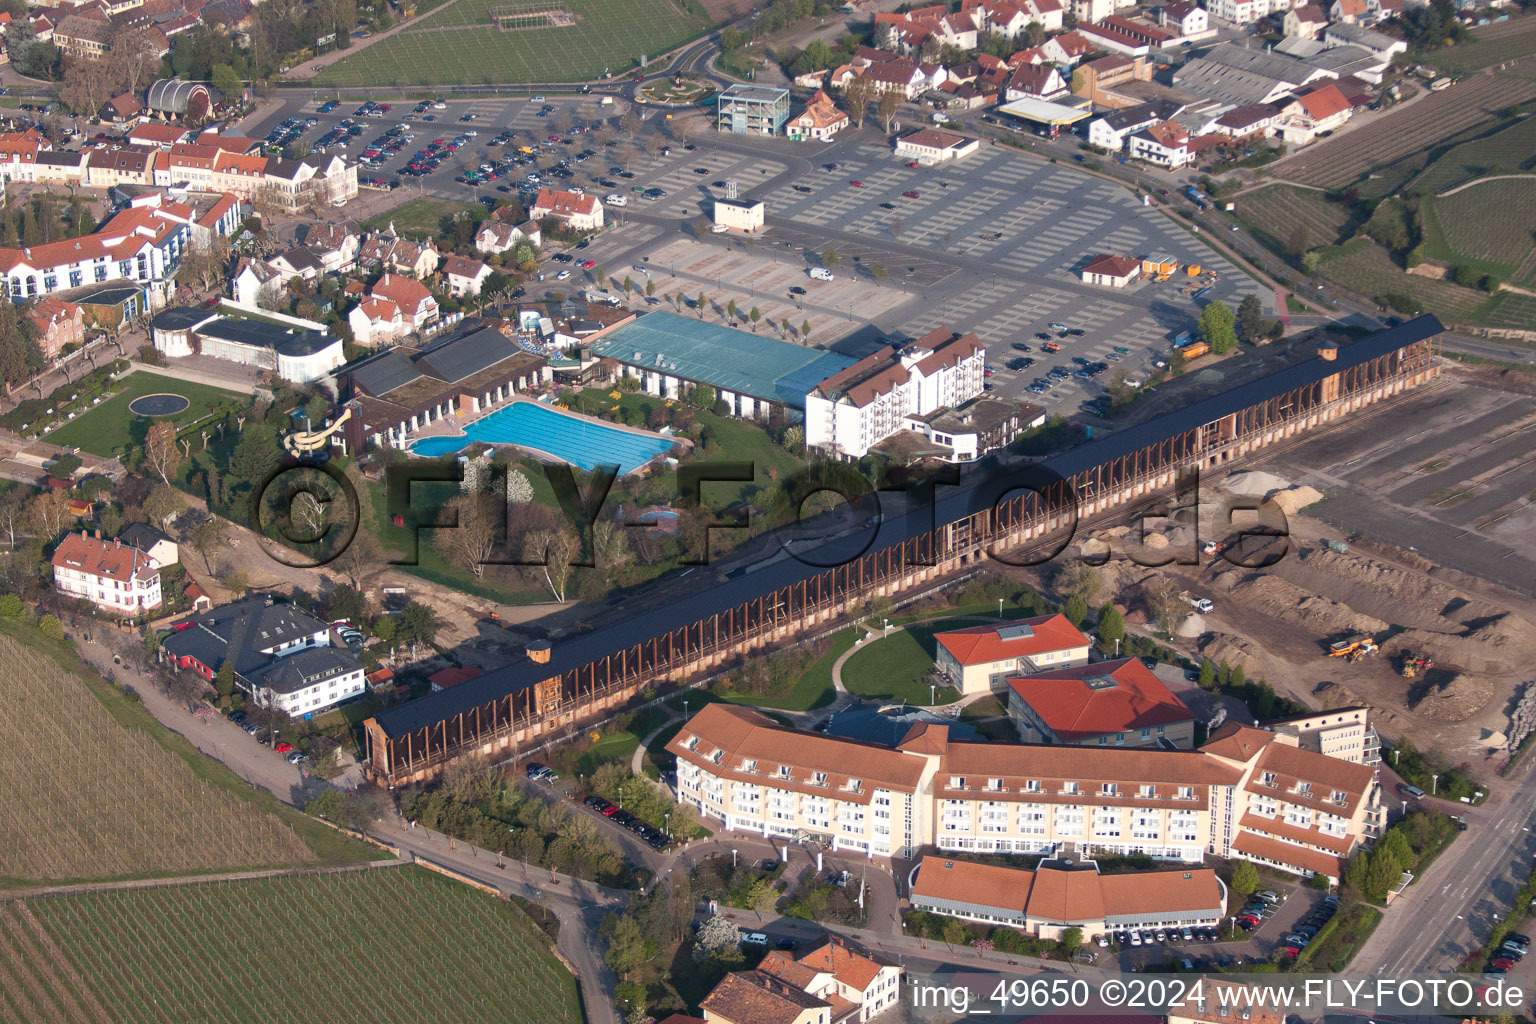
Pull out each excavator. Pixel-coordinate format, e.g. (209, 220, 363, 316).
(1327, 635, 1379, 662)
(1400, 651, 1435, 678)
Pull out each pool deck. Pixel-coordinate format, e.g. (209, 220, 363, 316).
(408, 394, 687, 472)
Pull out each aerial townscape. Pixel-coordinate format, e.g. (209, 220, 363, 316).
(0, 0, 1534, 1018)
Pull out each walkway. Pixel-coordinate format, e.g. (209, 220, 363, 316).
(0, 857, 405, 902)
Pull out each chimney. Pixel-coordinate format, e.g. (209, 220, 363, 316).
(94, 529, 101, 539)
(526, 639, 552, 664)
(1318, 340, 1338, 362)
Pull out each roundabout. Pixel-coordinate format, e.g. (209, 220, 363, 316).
(127, 393, 191, 417)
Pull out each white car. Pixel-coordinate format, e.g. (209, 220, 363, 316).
(464, 129, 478, 137)
(555, 269, 572, 280)
(710, 224, 729, 233)
(568, 186, 584, 195)
(606, 194, 627, 206)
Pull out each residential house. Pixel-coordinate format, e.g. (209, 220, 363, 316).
(51, 529, 162, 614)
(440, 255, 493, 297)
(864, 57, 930, 99)
(261, 153, 359, 211)
(1284, 5, 1328, 36)
(1330, 0, 1367, 21)
(699, 971, 833, 1024)
(27, 296, 85, 359)
(347, 297, 404, 347)
(1087, 99, 1184, 150)
(370, 272, 438, 330)
(85, 148, 164, 189)
(933, 614, 1091, 694)
(116, 522, 179, 566)
(1128, 121, 1193, 167)
(1160, 0, 1209, 34)
(126, 122, 189, 149)
(161, 596, 367, 715)
(231, 257, 283, 308)
(54, 14, 113, 59)
(1073, 0, 1115, 24)
(1005, 64, 1069, 101)
(786, 90, 851, 142)
(756, 940, 904, 1023)
(1007, 657, 1198, 748)
(474, 218, 540, 256)
(1081, 253, 1143, 286)
(1277, 81, 1353, 144)
(0, 201, 188, 304)
(268, 246, 324, 283)
(100, 92, 143, 123)
(1209, 103, 1283, 138)
(301, 221, 359, 273)
(529, 187, 604, 231)
(1208, 0, 1267, 22)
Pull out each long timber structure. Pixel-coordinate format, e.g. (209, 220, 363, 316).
(364, 317, 1444, 786)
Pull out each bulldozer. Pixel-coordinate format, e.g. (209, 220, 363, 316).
(1400, 651, 1435, 677)
(1328, 635, 1379, 662)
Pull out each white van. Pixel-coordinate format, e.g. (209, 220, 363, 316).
(931, 112, 951, 125)
(808, 267, 834, 281)
(741, 932, 769, 946)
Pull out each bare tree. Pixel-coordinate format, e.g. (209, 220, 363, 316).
(876, 89, 903, 134)
(187, 517, 226, 575)
(333, 529, 384, 589)
(1145, 577, 1187, 637)
(26, 489, 73, 542)
(436, 492, 500, 578)
(592, 519, 630, 583)
(143, 421, 182, 485)
(0, 489, 28, 550)
(524, 527, 576, 601)
(843, 75, 875, 128)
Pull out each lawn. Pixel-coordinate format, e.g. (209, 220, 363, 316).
(0, 619, 375, 887)
(1236, 185, 1360, 255)
(3, 866, 584, 1024)
(1298, 900, 1382, 972)
(839, 617, 990, 705)
(43, 371, 247, 458)
(314, 0, 711, 86)
(1422, 179, 1536, 286)
(715, 628, 853, 712)
(362, 196, 484, 240)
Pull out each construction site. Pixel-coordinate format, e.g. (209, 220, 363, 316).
(1075, 354, 1536, 771)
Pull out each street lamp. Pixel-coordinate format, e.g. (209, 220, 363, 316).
(732, 848, 738, 868)
(930, 684, 936, 705)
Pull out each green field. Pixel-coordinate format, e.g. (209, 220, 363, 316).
(715, 627, 853, 712)
(315, 0, 710, 86)
(839, 617, 989, 706)
(1236, 186, 1360, 255)
(363, 196, 485, 239)
(1422, 178, 1536, 286)
(43, 371, 247, 458)
(0, 866, 584, 1024)
(1411, 115, 1536, 194)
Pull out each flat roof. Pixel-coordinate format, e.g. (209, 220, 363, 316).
(198, 316, 339, 358)
(718, 84, 790, 101)
(590, 311, 855, 410)
(376, 315, 1443, 739)
(996, 96, 1094, 125)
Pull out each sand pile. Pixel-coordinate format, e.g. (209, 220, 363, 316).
(1270, 485, 1324, 515)
(1199, 632, 1265, 675)
(1409, 672, 1494, 722)
(1224, 470, 1291, 498)
(1312, 680, 1364, 709)
(1390, 624, 1531, 677)
(1226, 573, 1389, 636)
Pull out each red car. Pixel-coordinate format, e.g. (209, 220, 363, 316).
(849, 179, 864, 187)
(1276, 945, 1300, 957)
(275, 742, 294, 754)
(602, 806, 618, 816)
(906, 160, 919, 168)
(902, 190, 920, 198)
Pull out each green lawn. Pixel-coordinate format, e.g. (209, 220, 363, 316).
(4, 866, 583, 1024)
(43, 371, 247, 458)
(839, 617, 992, 705)
(314, 0, 710, 86)
(715, 628, 853, 712)
(362, 197, 483, 240)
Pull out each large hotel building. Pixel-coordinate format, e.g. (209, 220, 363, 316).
(669, 703, 1382, 881)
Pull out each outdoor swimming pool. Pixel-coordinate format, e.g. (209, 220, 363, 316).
(409, 402, 676, 474)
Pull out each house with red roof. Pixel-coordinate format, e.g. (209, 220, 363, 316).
(1128, 120, 1193, 168)
(1279, 82, 1353, 145)
(368, 272, 438, 330)
(529, 188, 604, 231)
(1007, 656, 1198, 748)
(440, 255, 493, 298)
(1081, 253, 1143, 287)
(27, 297, 85, 359)
(1005, 63, 1069, 101)
(933, 613, 1091, 694)
(51, 529, 163, 614)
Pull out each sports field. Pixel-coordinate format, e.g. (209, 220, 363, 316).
(0, 631, 317, 885)
(0, 866, 584, 1024)
(43, 370, 247, 458)
(1423, 179, 1536, 287)
(315, 0, 710, 85)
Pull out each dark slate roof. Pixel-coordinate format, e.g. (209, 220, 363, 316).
(69, 284, 143, 306)
(823, 702, 982, 746)
(350, 350, 421, 397)
(252, 646, 360, 695)
(376, 315, 1445, 737)
(414, 327, 520, 384)
(198, 317, 338, 358)
(162, 596, 332, 674)
(117, 522, 175, 553)
(152, 306, 216, 332)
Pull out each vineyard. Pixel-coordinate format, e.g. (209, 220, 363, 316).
(1236, 185, 1359, 254)
(0, 867, 584, 1024)
(0, 635, 314, 884)
(1316, 238, 1494, 321)
(1423, 179, 1536, 286)
(314, 0, 709, 85)
(1410, 115, 1536, 194)
(1274, 73, 1536, 195)
(1420, 14, 1536, 73)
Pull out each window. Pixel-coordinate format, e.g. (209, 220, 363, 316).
(1261, 771, 1277, 786)
(1177, 785, 1194, 800)
(1024, 780, 1041, 793)
(1062, 781, 1079, 795)
(1139, 784, 1155, 798)
(987, 778, 1004, 792)
(811, 771, 827, 786)
(740, 758, 757, 773)
(950, 776, 966, 790)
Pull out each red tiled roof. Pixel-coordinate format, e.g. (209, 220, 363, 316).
(1200, 722, 1274, 762)
(1008, 657, 1194, 740)
(1084, 254, 1142, 278)
(371, 273, 433, 317)
(1296, 82, 1351, 122)
(1232, 831, 1345, 878)
(532, 187, 598, 217)
(934, 613, 1089, 666)
(429, 666, 484, 689)
(51, 531, 160, 583)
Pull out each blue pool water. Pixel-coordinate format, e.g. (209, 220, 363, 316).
(409, 402, 676, 474)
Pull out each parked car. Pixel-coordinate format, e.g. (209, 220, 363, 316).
(274, 742, 294, 754)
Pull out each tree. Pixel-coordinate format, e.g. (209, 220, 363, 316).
(1145, 577, 1186, 636)
(644, 278, 656, 299)
(870, 262, 889, 280)
(142, 422, 182, 486)
(689, 384, 716, 408)
(1096, 603, 1125, 652)
(1198, 658, 1216, 689)
(748, 306, 762, 331)
(801, 319, 812, 340)
(525, 528, 576, 601)
(602, 912, 655, 979)
(1059, 927, 1083, 958)
(1237, 294, 1264, 342)
(1287, 224, 1310, 258)
(221, 566, 250, 595)
(592, 519, 631, 582)
(1231, 859, 1259, 896)
(397, 601, 439, 650)
(695, 291, 706, 318)
(210, 63, 243, 101)
(821, 246, 841, 269)
(692, 914, 741, 961)
(37, 614, 63, 640)
(187, 517, 225, 574)
(876, 89, 903, 134)
(214, 659, 237, 699)
(333, 529, 384, 589)
(435, 492, 500, 578)
(843, 74, 875, 128)
(726, 297, 738, 320)
(1054, 560, 1102, 604)
(1062, 594, 1088, 628)
(26, 489, 73, 542)
(1198, 300, 1238, 355)
(506, 469, 534, 505)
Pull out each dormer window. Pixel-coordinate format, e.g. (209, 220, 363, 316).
(1261, 771, 1277, 786)
(777, 765, 792, 779)
(950, 776, 966, 790)
(684, 735, 699, 751)
(1139, 784, 1155, 798)
(987, 778, 1004, 792)
(1024, 780, 1041, 793)
(741, 759, 757, 773)
(1062, 782, 1079, 795)
(1100, 783, 1119, 797)
(1331, 789, 1347, 804)
(811, 771, 828, 786)
(1295, 782, 1312, 797)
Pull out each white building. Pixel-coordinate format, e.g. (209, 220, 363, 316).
(51, 530, 162, 614)
(151, 306, 345, 383)
(529, 188, 604, 231)
(0, 202, 188, 305)
(804, 328, 984, 458)
(932, 613, 1092, 694)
